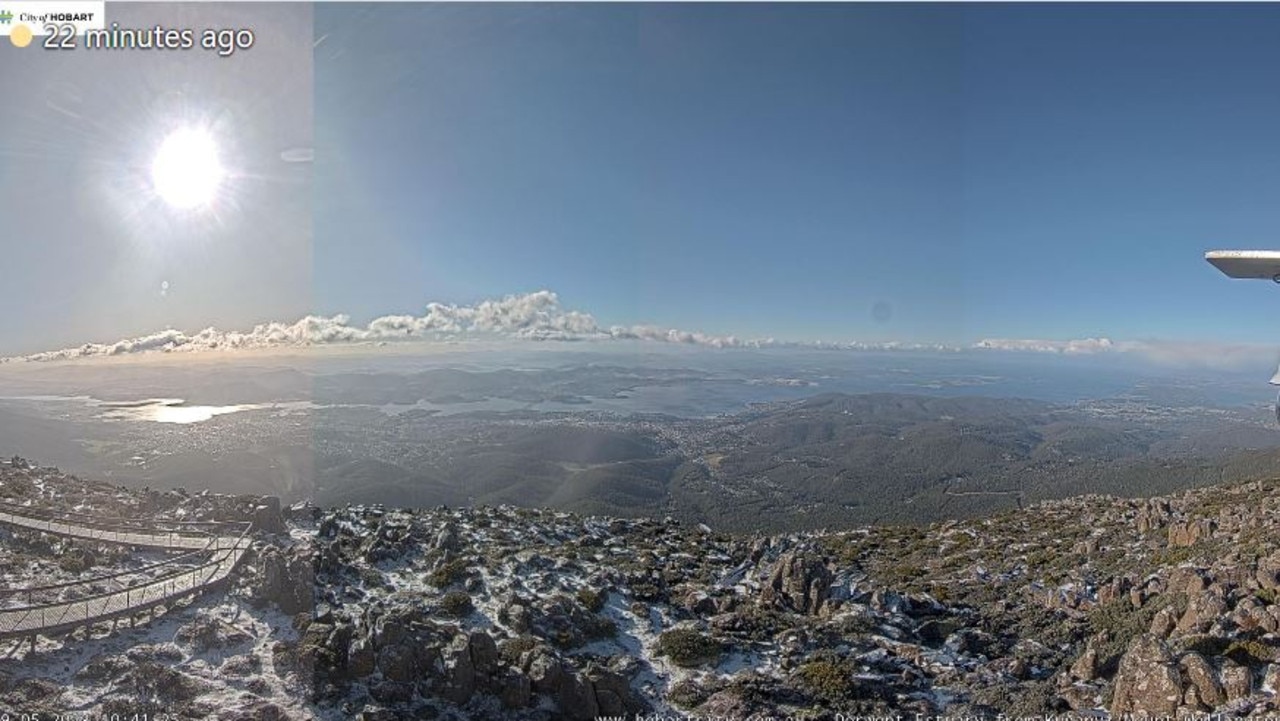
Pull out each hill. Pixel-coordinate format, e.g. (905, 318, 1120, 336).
(6, 458, 1280, 716)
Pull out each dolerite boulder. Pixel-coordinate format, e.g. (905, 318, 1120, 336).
(251, 544, 315, 615)
(528, 593, 616, 648)
(557, 671, 599, 721)
(296, 622, 338, 683)
(1109, 634, 1182, 714)
(377, 643, 417, 684)
(585, 661, 648, 717)
(468, 630, 500, 677)
(1220, 659, 1253, 702)
(1177, 590, 1229, 635)
(347, 636, 376, 678)
(496, 668, 532, 709)
(252, 497, 286, 535)
(499, 598, 533, 633)
(1179, 652, 1226, 707)
(364, 603, 450, 688)
(174, 614, 252, 652)
(701, 689, 754, 718)
(440, 633, 476, 704)
(227, 700, 293, 721)
(1168, 517, 1216, 548)
(1068, 633, 1105, 681)
(525, 647, 564, 694)
(760, 550, 833, 615)
(75, 653, 136, 683)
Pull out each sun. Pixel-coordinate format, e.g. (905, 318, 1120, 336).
(150, 128, 224, 209)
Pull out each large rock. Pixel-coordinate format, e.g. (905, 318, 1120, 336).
(1168, 518, 1215, 547)
(348, 637, 376, 678)
(701, 690, 754, 718)
(251, 545, 315, 615)
(587, 663, 644, 716)
(496, 668, 532, 709)
(1149, 606, 1178, 638)
(1264, 664, 1280, 697)
(224, 700, 293, 721)
(296, 622, 337, 680)
(526, 649, 564, 694)
(529, 593, 615, 648)
(499, 600, 532, 634)
(377, 643, 417, 684)
(1098, 577, 1132, 605)
(1220, 659, 1252, 701)
(1232, 597, 1278, 633)
(441, 633, 476, 705)
(1178, 652, 1225, 707)
(468, 631, 500, 677)
(174, 614, 252, 652)
(252, 496, 286, 534)
(1069, 634, 1104, 681)
(557, 672, 600, 721)
(369, 679, 414, 705)
(1257, 554, 1280, 590)
(75, 653, 135, 683)
(1177, 592, 1228, 635)
(1135, 499, 1170, 534)
(1110, 634, 1182, 715)
(759, 550, 833, 615)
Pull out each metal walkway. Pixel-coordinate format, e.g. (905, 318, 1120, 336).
(0, 505, 216, 550)
(0, 503, 253, 641)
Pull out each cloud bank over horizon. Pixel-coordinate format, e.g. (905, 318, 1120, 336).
(974, 336, 1276, 370)
(0, 290, 1269, 369)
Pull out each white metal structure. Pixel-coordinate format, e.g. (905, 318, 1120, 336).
(1206, 250, 1280, 422)
(1206, 250, 1280, 281)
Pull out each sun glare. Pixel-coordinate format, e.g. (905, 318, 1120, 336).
(150, 128, 224, 209)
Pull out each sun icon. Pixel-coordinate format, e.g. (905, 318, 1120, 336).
(10, 24, 33, 48)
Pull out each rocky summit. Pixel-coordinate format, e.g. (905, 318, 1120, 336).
(9, 459, 1280, 718)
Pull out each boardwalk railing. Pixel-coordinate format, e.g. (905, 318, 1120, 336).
(0, 504, 253, 641)
(0, 501, 220, 550)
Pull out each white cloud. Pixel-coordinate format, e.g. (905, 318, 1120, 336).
(972, 336, 1276, 370)
(6, 290, 1263, 368)
(972, 337, 1118, 354)
(1, 291, 787, 363)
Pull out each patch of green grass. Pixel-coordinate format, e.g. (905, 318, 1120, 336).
(440, 590, 473, 617)
(794, 652, 892, 704)
(1226, 639, 1275, 666)
(429, 557, 470, 587)
(1151, 545, 1202, 567)
(1089, 594, 1183, 676)
(499, 634, 539, 663)
(656, 629, 722, 668)
(577, 587, 606, 613)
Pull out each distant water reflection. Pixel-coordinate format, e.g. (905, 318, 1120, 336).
(99, 398, 264, 424)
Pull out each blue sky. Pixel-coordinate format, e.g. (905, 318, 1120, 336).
(8, 4, 1280, 359)
(312, 3, 1280, 346)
